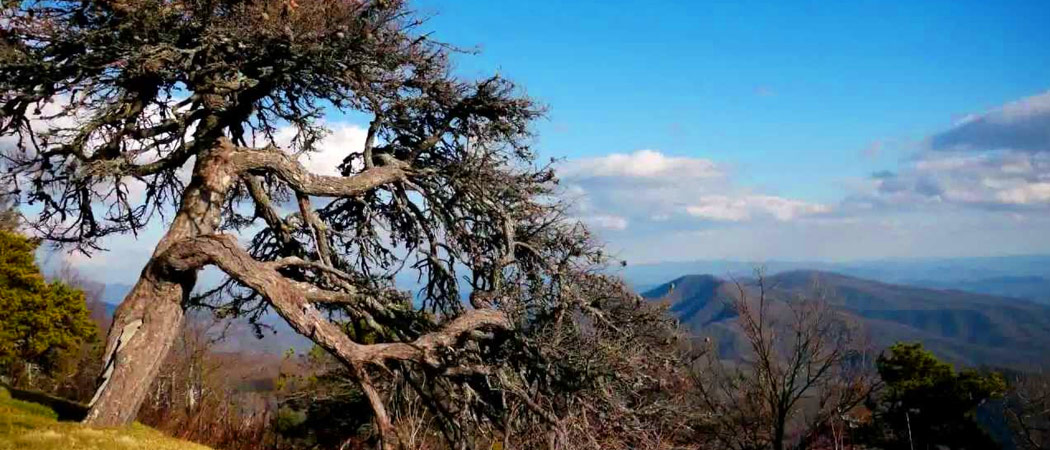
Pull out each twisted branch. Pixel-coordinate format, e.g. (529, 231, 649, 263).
(157, 234, 511, 367)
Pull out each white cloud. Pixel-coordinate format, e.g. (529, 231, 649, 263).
(858, 151, 1050, 209)
(843, 90, 1050, 218)
(561, 149, 722, 179)
(38, 88, 1050, 281)
(686, 195, 830, 222)
(992, 90, 1050, 121)
(996, 182, 1050, 205)
(581, 214, 629, 230)
(560, 149, 829, 231)
(305, 125, 368, 176)
(685, 197, 751, 222)
(274, 123, 368, 177)
(611, 209, 1050, 264)
(564, 89, 1050, 264)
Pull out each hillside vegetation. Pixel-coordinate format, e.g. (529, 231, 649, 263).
(646, 270, 1050, 368)
(0, 387, 210, 450)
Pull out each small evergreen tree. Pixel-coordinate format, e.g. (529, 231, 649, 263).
(867, 342, 1007, 449)
(0, 229, 95, 386)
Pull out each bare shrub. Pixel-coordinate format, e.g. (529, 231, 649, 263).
(138, 317, 275, 450)
(689, 270, 877, 450)
(1007, 372, 1050, 450)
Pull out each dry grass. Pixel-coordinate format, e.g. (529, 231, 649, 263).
(0, 387, 212, 450)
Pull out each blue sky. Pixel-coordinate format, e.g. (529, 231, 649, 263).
(398, 0, 1050, 263)
(36, 0, 1050, 283)
(416, 0, 1050, 198)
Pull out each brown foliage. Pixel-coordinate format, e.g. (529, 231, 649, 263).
(687, 271, 877, 450)
(270, 273, 700, 449)
(138, 316, 278, 450)
(1007, 372, 1050, 450)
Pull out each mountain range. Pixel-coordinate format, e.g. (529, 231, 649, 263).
(621, 255, 1050, 304)
(642, 270, 1050, 369)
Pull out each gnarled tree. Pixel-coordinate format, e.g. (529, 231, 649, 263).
(0, 1, 676, 446)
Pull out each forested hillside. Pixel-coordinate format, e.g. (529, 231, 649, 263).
(645, 270, 1050, 368)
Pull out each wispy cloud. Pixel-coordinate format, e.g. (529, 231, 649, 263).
(686, 195, 830, 222)
(560, 150, 830, 232)
(851, 152, 1050, 209)
(45, 90, 1050, 279)
(850, 92, 1050, 211)
(560, 149, 721, 180)
(581, 214, 629, 231)
(754, 85, 776, 97)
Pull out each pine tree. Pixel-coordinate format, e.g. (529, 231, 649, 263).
(0, 229, 95, 386)
(868, 343, 1007, 449)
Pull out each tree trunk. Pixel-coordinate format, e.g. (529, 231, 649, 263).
(82, 272, 191, 425)
(83, 141, 238, 426)
(773, 411, 787, 450)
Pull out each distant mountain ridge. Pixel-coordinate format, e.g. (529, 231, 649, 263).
(906, 276, 1050, 304)
(644, 270, 1050, 369)
(623, 255, 1050, 304)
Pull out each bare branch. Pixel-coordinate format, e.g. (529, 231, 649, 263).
(231, 146, 407, 197)
(158, 234, 510, 367)
(243, 175, 295, 247)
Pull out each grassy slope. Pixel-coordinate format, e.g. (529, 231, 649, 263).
(0, 387, 211, 450)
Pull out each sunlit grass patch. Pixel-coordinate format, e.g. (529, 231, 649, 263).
(0, 387, 211, 450)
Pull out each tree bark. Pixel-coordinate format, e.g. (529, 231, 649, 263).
(82, 272, 189, 426)
(83, 140, 239, 426)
